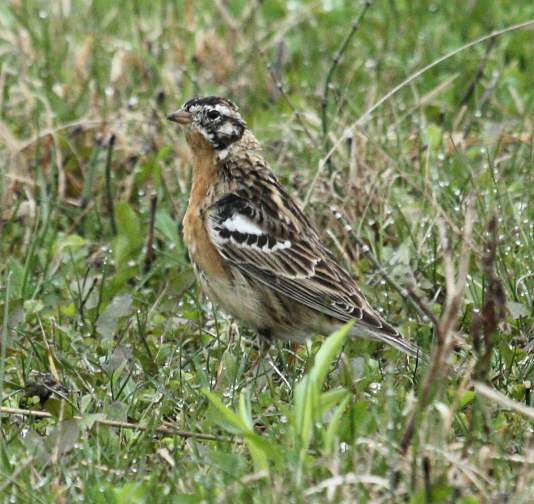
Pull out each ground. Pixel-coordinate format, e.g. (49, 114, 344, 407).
(0, 1, 533, 502)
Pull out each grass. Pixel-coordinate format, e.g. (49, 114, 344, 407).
(0, 0, 533, 502)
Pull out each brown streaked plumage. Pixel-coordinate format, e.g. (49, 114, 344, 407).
(168, 96, 421, 357)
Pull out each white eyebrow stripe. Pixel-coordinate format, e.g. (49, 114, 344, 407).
(213, 104, 230, 114)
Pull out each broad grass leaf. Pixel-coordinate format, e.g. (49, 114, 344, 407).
(459, 390, 476, 409)
(209, 449, 248, 474)
(53, 233, 88, 258)
(324, 394, 351, 455)
(79, 413, 106, 429)
(96, 293, 133, 340)
(37, 419, 81, 467)
(7, 258, 24, 298)
(203, 389, 280, 472)
(507, 301, 529, 319)
(113, 202, 143, 265)
(317, 387, 350, 418)
(113, 482, 147, 504)
(173, 494, 205, 504)
(203, 388, 248, 433)
(244, 437, 269, 473)
(242, 430, 282, 462)
(309, 322, 352, 386)
(104, 400, 129, 422)
(426, 123, 443, 152)
(0, 299, 24, 332)
(352, 401, 370, 434)
(294, 324, 351, 453)
(239, 389, 253, 430)
(156, 211, 181, 250)
(294, 374, 315, 448)
(43, 398, 77, 419)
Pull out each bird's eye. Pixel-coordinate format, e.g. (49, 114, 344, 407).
(207, 109, 220, 120)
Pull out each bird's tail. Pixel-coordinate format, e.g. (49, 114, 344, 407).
(350, 325, 428, 362)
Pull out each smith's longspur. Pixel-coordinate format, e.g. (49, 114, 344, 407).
(167, 96, 420, 357)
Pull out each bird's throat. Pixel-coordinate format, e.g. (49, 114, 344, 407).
(186, 130, 215, 153)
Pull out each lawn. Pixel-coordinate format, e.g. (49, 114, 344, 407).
(0, 0, 533, 502)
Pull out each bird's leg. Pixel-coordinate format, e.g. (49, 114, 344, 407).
(287, 342, 301, 367)
(258, 328, 273, 351)
(249, 328, 273, 380)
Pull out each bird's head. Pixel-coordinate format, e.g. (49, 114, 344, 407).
(167, 96, 246, 153)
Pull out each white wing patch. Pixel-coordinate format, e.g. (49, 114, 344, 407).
(222, 214, 263, 235)
(270, 240, 291, 251)
(213, 212, 292, 252)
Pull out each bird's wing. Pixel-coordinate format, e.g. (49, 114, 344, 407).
(206, 190, 401, 339)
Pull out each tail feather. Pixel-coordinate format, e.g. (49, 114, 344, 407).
(350, 325, 428, 361)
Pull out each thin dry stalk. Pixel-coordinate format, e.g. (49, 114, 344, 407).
(321, 1, 372, 138)
(0, 406, 231, 442)
(474, 382, 534, 421)
(105, 134, 117, 235)
(472, 215, 506, 380)
(458, 37, 497, 109)
(399, 197, 475, 454)
(144, 191, 158, 271)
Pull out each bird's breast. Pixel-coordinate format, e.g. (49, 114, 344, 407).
(182, 150, 228, 281)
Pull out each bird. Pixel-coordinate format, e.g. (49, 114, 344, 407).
(167, 96, 421, 357)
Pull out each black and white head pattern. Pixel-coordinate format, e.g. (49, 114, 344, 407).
(181, 96, 246, 153)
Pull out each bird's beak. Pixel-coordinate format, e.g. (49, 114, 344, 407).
(167, 110, 192, 124)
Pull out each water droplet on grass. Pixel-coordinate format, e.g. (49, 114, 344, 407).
(369, 382, 381, 393)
